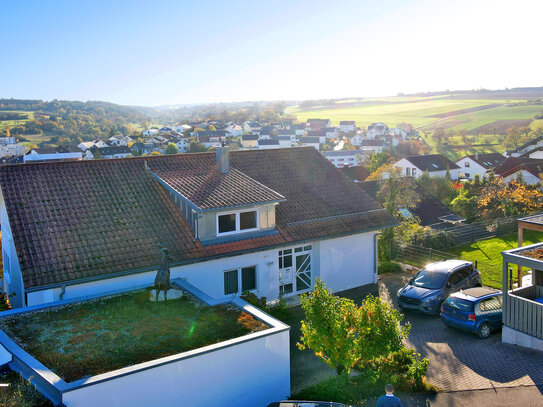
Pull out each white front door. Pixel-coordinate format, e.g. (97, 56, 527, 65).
(279, 244, 312, 295)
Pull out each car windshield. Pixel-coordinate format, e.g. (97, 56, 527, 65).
(411, 268, 448, 289)
(445, 297, 474, 312)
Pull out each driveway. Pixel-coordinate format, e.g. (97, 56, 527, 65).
(287, 272, 543, 394)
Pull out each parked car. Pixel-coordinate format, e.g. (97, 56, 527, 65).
(397, 259, 482, 315)
(440, 287, 502, 338)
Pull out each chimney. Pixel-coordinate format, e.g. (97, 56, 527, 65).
(475, 153, 479, 161)
(216, 146, 229, 173)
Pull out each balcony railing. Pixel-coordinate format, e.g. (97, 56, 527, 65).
(504, 285, 543, 340)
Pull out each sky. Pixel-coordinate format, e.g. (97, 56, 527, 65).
(1, 0, 542, 106)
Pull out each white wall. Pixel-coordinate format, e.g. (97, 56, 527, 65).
(318, 232, 377, 293)
(394, 158, 459, 179)
(455, 157, 486, 180)
(503, 169, 541, 185)
(61, 329, 290, 407)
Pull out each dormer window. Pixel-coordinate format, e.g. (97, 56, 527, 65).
(217, 209, 259, 236)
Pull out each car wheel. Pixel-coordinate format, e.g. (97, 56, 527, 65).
(478, 323, 491, 339)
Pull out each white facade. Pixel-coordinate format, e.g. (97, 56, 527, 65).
(389, 128, 407, 139)
(393, 158, 459, 179)
(0, 143, 27, 158)
(350, 134, 364, 146)
(524, 149, 543, 159)
(455, 157, 487, 180)
(503, 169, 541, 185)
(301, 142, 320, 150)
(0, 137, 16, 146)
(225, 125, 243, 137)
(24, 150, 83, 163)
(339, 123, 356, 133)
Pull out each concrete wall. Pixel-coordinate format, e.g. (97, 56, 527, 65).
(318, 232, 377, 293)
(502, 325, 543, 352)
(61, 328, 290, 407)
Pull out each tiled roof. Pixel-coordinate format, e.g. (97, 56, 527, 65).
(460, 153, 506, 169)
(493, 157, 543, 175)
(0, 148, 395, 289)
(340, 166, 370, 182)
(301, 137, 320, 143)
(151, 165, 285, 211)
(242, 135, 259, 141)
(258, 139, 280, 146)
(340, 121, 355, 125)
(402, 154, 460, 171)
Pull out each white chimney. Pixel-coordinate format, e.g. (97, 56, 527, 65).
(216, 146, 229, 174)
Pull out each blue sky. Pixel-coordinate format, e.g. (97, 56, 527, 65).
(1, 0, 542, 106)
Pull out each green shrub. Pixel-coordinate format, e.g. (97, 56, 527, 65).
(379, 261, 402, 274)
(240, 292, 289, 321)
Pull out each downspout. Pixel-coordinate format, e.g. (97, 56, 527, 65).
(194, 212, 200, 242)
(59, 284, 66, 300)
(374, 231, 382, 284)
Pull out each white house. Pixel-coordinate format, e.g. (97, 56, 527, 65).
(243, 122, 262, 134)
(0, 143, 27, 159)
(494, 157, 543, 185)
(394, 154, 460, 179)
(455, 153, 506, 180)
(277, 129, 297, 143)
(24, 146, 83, 163)
(276, 136, 292, 148)
(349, 132, 364, 147)
(0, 137, 16, 146)
(389, 128, 407, 139)
(0, 147, 395, 309)
(142, 129, 159, 137)
(86, 146, 132, 159)
(322, 150, 365, 168)
(107, 135, 131, 146)
(360, 139, 385, 154)
(225, 124, 243, 137)
(174, 137, 191, 153)
(300, 137, 320, 150)
(339, 121, 356, 133)
(290, 124, 306, 137)
(241, 134, 259, 148)
(366, 122, 388, 139)
(323, 127, 338, 140)
(257, 139, 281, 149)
(508, 135, 543, 157)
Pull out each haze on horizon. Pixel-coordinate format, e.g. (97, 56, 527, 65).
(1, 0, 542, 107)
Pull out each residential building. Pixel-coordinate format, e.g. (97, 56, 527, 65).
(455, 153, 506, 180)
(225, 124, 243, 137)
(367, 122, 389, 139)
(24, 146, 83, 163)
(290, 124, 307, 137)
(323, 127, 338, 139)
(494, 157, 543, 185)
(275, 135, 293, 148)
(306, 119, 331, 131)
(339, 121, 356, 133)
(0, 147, 395, 308)
(520, 147, 543, 160)
(257, 139, 281, 149)
(243, 121, 262, 134)
(389, 128, 408, 139)
(394, 154, 460, 179)
(300, 136, 320, 150)
(142, 129, 159, 137)
(307, 130, 327, 144)
(277, 129, 297, 143)
(0, 143, 27, 159)
(322, 150, 366, 168)
(241, 134, 259, 149)
(508, 136, 543, 157)
(0, 137, 16, 146)
(86, 146, 132, 159)
(360, 139, 385, 153)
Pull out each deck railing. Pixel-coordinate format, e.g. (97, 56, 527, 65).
(505, 286, 543, 340)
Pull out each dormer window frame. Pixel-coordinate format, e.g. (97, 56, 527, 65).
(216, 208, 260, 237)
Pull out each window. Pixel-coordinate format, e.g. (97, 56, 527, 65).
(465, 161, 470, 168)
(217, 209, 259, 236)
(406, 168, 411, 176)
(448, 270, 463, 286)
(224, 266, 257, 295)
(412, 168, 416, 177)
(479, 296, 502, 312)
(3, 249, 10, 285)
(279, 249, 293, 269)
(465, 173, 470, 178)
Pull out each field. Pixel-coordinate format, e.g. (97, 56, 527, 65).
(449, 230, 543, 289)
(0, 110, 34, 130)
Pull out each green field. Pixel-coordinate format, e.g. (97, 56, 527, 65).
(0, 110, 34, 130)
(449, 231, 543, 289)
(286, 96, 542, 133)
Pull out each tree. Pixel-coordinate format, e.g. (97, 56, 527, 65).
(188, 142, 207, 153)
(478, 178, 543, 219)
(165, 143, 178, 155)
(503, 126, 522, 150)
(417, 172, 459, 205)
(365, 152, 392, 174)
(298, 280, 411, 375)
(450, 188, 479, 221)
(207, 124, 216, 131)
(150, 151, 162, 156)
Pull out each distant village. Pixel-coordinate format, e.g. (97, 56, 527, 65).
(1, 117, 542, 186)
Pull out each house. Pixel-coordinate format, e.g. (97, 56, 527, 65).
(0, 147, 395, 309)
(257, 139, 281, 149)
(339, 121, 356, 133)
(174, 137, 191, 153)
(322, 150, 365, 168)
(359, 178, 464, 228)
(0, 137, 16, 146)
(258, 126, 276, 139)
(394, 154, 460, 179)
(277, 129, 297, 143)
(241, 134, 259, 149)
(389, 128, 408, 139)
(367, 122, 389, 139)
(0, 143, 27, 159)
(87, 145, 132, 159)
(131, 142, 156, 155)
(77, 140, 108, 151)
(323, 127, 338, 139)
(307, 130, 327, 144)
(107, 135, 132, 147)
(360, 139, 385, 153)
(520, 147, 543, 160)
(225, 124, 243, 137)
(501, 215, 543, 351)
(290, 123, 307, 137)
(24, 146, 83, 163)
(275, 135, 293, 148)
(494, 157, 543, 185)
(455, 153, 506, 180)
(195, 130, 227, 149)
(243, 121, 262, 134)
(142, 129, 159, 137)
(508, 135, 543, 157)
(306, 119, 331, 131)
(300, 136, 320, 150)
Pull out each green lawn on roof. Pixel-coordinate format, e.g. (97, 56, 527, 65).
(448, 230, 543, 289)
(0, 289, 269, 383)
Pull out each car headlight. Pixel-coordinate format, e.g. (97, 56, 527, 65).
(422, 297, 437, 305)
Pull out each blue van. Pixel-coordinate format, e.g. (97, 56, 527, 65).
(440, 287, 503, 339)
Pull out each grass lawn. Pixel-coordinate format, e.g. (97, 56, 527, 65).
(0, 370, 53, 407)
(0, 289, 269, 382)
(449, 230, 543, 289)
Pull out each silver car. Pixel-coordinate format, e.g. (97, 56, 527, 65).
(397, 259, 482, 315)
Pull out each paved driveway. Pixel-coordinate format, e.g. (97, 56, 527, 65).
(288, 272, 543, 394)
